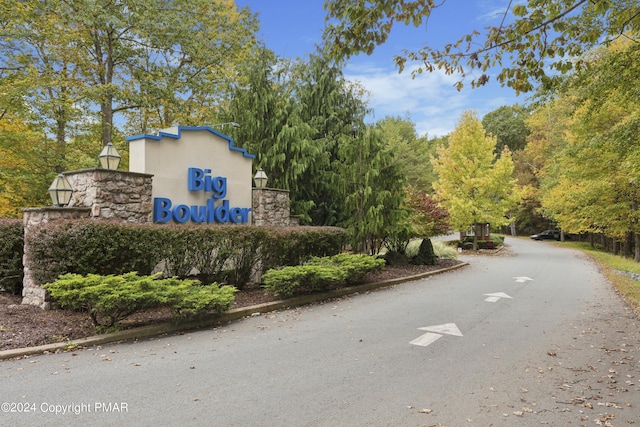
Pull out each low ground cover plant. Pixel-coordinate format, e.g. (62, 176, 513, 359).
(262, 253, 385, 297)
(44, 272, 237, 328)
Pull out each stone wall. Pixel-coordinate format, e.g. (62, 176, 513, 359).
(21, 173, 294, 308)
(21, 169, 153, 308)
(66, 169, 154, 223)
(252, 188, 298, 227)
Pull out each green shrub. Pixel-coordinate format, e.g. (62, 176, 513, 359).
(262, 265, 348, 298)
(0, 219, 24, 294)
(491, 235, 505, 247)
(262, 253, 385, 297)
(261, 226, 349, 269)
(381, 250, 410, 265)
(44, 272, 237, 328)
(409, 238, 437, 265)
(432, 240, 459, 260)
(307, 253, 385, 284)
(27, 221, 166, 287)
(159, 277, 237, 318)
(27, 221, 348, 289)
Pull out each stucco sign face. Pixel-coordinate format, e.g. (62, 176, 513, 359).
(126, 126, 255, 224)
(153, 167, 251, 223)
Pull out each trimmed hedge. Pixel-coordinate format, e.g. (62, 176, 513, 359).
(26, 220, 348, 290)
(44, 272, 237, 328)
(0, 219, 24, 295)
(459, 234, 505, 250)
(262, 253, 385, 297)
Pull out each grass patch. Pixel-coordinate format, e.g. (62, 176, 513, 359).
(405, 238, 459, 260)
(559, 241, 640, 316)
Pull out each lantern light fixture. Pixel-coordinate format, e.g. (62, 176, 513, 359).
(253, 168, 268, 188)
(48, 174, 73, 207)
(98, 142, 121, 170)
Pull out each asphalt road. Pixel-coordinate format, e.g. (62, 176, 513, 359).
(2, 237, 639, 426)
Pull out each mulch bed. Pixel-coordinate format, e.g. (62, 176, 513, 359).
(0, 259, 464, 352)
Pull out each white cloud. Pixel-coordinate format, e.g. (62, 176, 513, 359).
(344, 58, 522, 138)
(345, 62, 475, 137)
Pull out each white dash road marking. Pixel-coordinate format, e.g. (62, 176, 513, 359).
(484, 292, 513, 302)
(410, 332, 442, 347)
(513, 276, 534, 283)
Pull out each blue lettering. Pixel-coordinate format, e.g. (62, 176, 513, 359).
(188, 168, 204, 191)
(207, 198, 215, 222)
(173, 205, 190, 223)
(230, 207, 252, 223)
(241, 208, 251, 222)
(210, 176, 227, 199)
(230, 207, 242, 223)
(189, 167, 227, 198)
(191, 205, 207, 223)
(214, 200, 230, 222)
(153, 198, 173, 223)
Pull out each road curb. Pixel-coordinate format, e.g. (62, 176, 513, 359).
(0, 262, 468, 361)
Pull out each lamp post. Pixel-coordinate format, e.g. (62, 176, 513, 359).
(98, 142, 121, 170)
(253, 168, 268, 188)
(48, 174, 73, 207)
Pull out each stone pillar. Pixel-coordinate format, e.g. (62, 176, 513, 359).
(252, 188, 297, 227)
(22, 208, 91, 309)
(66, 169, 154, 222)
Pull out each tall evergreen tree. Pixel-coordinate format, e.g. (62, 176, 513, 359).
(295, 53, 369, 226)
(338, 126, 406, 253)
(225, 48, 320, 223)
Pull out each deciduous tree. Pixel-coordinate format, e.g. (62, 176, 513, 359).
(1, 0, 258, 151)
(323, 0, 636, 92)
(431, 111, 519, 248)
(536, 39, 640, 259)
(482, 104, 531, 153)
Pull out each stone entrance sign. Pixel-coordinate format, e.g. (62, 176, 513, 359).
(126, 126, 255, 224)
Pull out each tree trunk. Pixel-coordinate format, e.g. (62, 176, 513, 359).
(54, 118, 67, 173)
(101, 100, 113, 145)
(635, 233, 640, 262)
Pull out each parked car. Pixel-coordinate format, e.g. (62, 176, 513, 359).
(530, 230, 561, 241)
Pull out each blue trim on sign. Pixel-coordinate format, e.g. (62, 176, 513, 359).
(126, 125, 255, 159)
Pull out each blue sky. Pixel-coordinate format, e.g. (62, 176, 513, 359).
(235, 0, 526, 137)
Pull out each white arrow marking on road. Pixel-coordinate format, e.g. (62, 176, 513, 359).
(513, 276, 534, 283)
(410, 323, 463, 347)
(410, 332, 442, 347)
(484, 292, 513, 302)
(418, 323, 463, 336)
